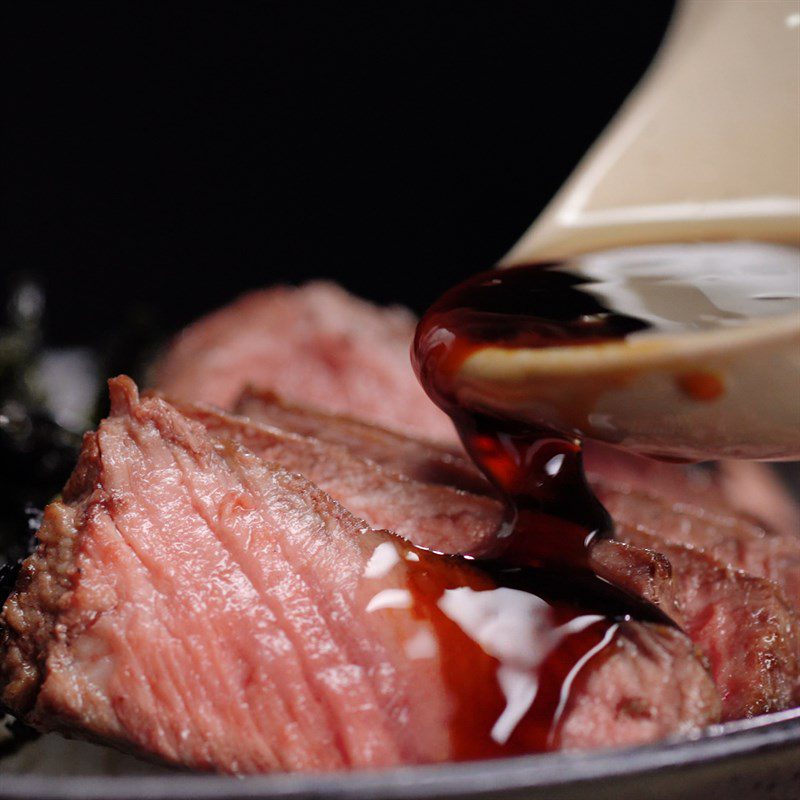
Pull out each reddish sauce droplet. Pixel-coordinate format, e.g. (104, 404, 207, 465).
(676, 371, 725, 401)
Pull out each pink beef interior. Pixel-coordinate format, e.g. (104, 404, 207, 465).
(153, 282, 457, 443)
(1, 378, 723, 772)
(183, 394, 800, 721)
(1, 281, 797, 774)
(1, 378, 454, 771)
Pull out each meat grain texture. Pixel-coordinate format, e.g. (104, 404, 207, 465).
(0, 379, 720, 771)
(2, 282, 798, 774)
(2, 379, 450, 770)
(187, 393, 800, 720)
(111, 284, 800, 739)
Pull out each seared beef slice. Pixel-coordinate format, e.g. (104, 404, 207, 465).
(180, 401, 683, 623)
(207, 395, 800, 719)
(596, 482, 800, 613)
(618, 526, 800, 718)
(179, 401, 502, 555)
(153, 282, 456, 443)
(1, 378, 719, 771)
(235, 387, 488, 494)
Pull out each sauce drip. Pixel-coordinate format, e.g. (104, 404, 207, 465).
(407, 243, 800, 756)
(412, 263, 642, 570)
(382, 263, 665, 755)
(406, 263, 645, 755)
(413, 243, 800, 570)
(360, 535, 657, 759)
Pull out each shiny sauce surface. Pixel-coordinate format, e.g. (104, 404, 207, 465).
(407, 242, 799, 756)
(413, 242, 800, 569)
(360, 536, 648, 759)
(413, 261, 638, 572)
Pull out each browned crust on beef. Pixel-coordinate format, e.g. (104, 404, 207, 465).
(0, 431, 101, 717)
(590, 540, 684, 629)
(0, 379, 215, 733)
(617, 524, 800, 717)
(594, 478, 800, 612)
(234, 387, 486, 493)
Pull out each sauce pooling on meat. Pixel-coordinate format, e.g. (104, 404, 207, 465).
(360, 536, 670, 759)
(413, 242, 800, 571)
(408, 243, 800, 753)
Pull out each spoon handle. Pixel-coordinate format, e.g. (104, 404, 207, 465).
(505, 0, 800, 263)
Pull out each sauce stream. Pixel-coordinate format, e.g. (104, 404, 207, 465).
(412, 262, 641, 571)
(403, 261, 661, 756)
(413, 245, 800, 569)
(407, 244, 799, 757)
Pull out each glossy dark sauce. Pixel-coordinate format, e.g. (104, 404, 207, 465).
(395, 260, 689, 753)
(409, 244, 800, 755)
(413, 263, 647, 571)
(403, 266, 662, 754)
(362, 537, 634, 758)
(413, 245, 800, 571)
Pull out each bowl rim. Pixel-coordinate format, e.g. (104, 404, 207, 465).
(2, 707, 798, 800)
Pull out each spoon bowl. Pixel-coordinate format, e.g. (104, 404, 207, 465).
(455, 308, 800, 462)
(450, 0, 800, 462)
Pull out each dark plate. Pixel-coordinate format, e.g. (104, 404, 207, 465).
(1, 709, 798, 800)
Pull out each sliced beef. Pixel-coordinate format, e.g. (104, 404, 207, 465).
(593, 480, 800, 612)
(0, 378, 720, 771)
(1, 380, 452, 770)
(585, 442, 800, 544)
(555, 621, 717, 748)
(230, 390, 799, 615)
(589, 540, 684, 629)
(236, 388, 489, 494)
(231, 389, 800, 615)
(617, 525, 800, 718)
(210, 399, 797, 719)
(176, 400, 683, 623)
(152, 282, 456, 443)
(176, 400, 502, 556)
(550, 620, 718, 750)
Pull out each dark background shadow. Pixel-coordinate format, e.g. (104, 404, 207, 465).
(2, 2, 674, 344)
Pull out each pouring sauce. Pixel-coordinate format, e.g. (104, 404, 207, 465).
(413, 242, 800, 569)
(406, 242, 799, 754)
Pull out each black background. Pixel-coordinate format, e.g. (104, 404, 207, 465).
(2, 2, 674, 346)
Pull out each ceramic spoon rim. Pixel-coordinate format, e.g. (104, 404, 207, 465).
(457, 312, 800, 383)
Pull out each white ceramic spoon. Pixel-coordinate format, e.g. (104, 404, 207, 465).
(449, 0, 800, 461)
